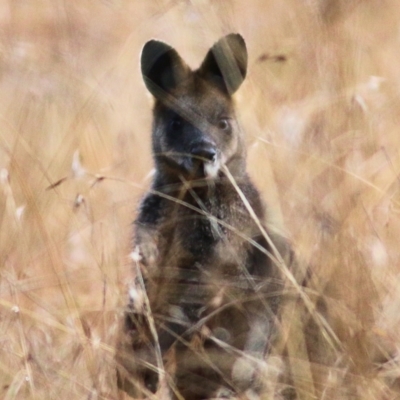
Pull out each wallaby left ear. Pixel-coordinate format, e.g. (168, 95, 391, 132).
(198, 33, 247, 95)
(141, 40, 189, 99)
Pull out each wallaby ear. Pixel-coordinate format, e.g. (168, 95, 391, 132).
(198, 33, 247, 95)
(141, 40, 189, 99)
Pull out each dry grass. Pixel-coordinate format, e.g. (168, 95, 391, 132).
(1, 0, 400, 398)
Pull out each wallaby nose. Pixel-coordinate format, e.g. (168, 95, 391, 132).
(191, 144, 217, 162)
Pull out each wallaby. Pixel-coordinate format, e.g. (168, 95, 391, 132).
(116, 33, 294, 400)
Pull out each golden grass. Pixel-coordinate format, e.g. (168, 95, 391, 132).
(1, 0, 400, 398)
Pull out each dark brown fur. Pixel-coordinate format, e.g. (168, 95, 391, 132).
(117, 34, 294, 399)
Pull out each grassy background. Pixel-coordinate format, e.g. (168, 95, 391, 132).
(1, 0, 400, 398)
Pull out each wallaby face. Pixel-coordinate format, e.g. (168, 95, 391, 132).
(116, 34, 292, 400)
(142, 33, 247, 181)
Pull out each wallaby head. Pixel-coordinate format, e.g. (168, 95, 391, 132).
(141, 33, 248, 182)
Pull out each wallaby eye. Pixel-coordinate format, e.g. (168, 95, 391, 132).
(170, 116, 182, 130)
(217, 118, 230, 132)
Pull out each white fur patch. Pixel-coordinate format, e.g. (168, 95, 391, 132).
(128, 285, 144, 311)
(231, 356, 256, 383)
(204, 155, 225, 178)
(168, 305, 189, 323)
(204, 160, 219, 178)
(130, 246, 142, 262)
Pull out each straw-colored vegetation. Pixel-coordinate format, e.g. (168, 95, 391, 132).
(1, 1, 400, 398)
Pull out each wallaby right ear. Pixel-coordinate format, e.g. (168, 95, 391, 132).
(141, 40, 189, 99)
(198, 33, 247, 95)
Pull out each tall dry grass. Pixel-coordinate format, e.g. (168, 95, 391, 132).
(1, 0, 400, 398)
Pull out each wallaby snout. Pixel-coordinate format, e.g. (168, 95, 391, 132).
(191, 141, 217, 163)
(189, 139, 218, 178)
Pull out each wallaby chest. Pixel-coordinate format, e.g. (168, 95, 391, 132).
(153, 182, 258, 274)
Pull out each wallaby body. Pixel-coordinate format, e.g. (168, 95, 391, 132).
(117, 34, 292, 399)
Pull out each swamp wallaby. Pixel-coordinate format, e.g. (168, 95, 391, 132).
(117, 33, 294, 400)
